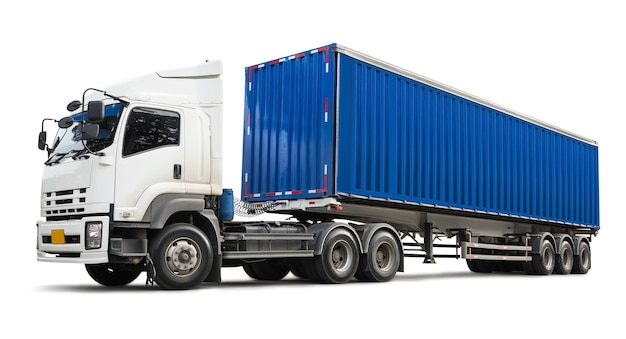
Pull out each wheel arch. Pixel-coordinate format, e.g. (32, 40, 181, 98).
(554, 234, 574, 255)
(308, 222, 362, 256)
(147, 194, 206, 230)
(528, 232, 556, 255)
(573, 236, 591, 256)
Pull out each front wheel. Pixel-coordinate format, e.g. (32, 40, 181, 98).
(85, 263, 141, 286)
(149, 224, 213, 290)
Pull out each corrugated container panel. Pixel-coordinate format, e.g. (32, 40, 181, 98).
(336, 53, 599, 227)
(242, 46, 335, 200)
(242, 44, 599, 228)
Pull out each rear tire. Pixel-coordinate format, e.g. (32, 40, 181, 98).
(531, 239, 555, 275)
(243, 260, 290, 280)
(466, 260, 496, 273)
(466, 260, 481, 273)
(572, 241, 591, 274)
(356, 231, 400, 282)
(85, 263, 141, 286)
(314, 228, 359, 283)
(290, 261, 309, 279)
(555, 241, 574, 274)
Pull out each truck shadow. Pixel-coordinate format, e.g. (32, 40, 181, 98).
(36, 270, 536, 293)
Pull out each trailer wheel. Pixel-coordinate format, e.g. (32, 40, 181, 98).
(495, 262, 515, 272)
(523, 260, 535, 274)
(243, 260, 290, 281)
(572, 241, 591, 274)
(531, 239, 555, 275)
(466, 260, 481, 273)
(555, 241, 574, 274)
(85, 264, 141, 286)
(466, 260, 495, 273)
(315, 228, 359, 283)
(356, 231, 400, 282)
(150, 223, 213, 290)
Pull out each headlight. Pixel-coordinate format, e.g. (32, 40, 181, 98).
(86, 222, 102, 250)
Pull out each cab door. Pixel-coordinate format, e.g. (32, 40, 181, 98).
(114, 105, 185, 221)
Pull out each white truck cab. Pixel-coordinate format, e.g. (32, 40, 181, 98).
(37, 61, 227, 288)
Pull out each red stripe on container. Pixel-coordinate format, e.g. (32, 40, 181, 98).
(318, 46, 329, 63)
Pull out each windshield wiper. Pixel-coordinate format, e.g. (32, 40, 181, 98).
(71, 148, 95, 160)
(45, 149, 89, 165)
(44, 152, 70, 166)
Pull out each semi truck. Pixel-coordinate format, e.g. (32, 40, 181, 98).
(36, 43, 600, 289)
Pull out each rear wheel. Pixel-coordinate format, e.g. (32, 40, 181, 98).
(531, 239, 555, 275)
(243, 260, 290, 280)
(555, 241, 574, 274)
(466, 260, 481, 273)
(314, 228, 359, 283)
(466, 260, 496, 273)
(572, 241, 591, 274)
(85, 263, 141, 286)
(149, 224, 213, 290)
(289, 261, 309, 279)
(356, 231, 400, 282)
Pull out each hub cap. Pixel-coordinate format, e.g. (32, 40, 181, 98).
(164, 237, 201, 277)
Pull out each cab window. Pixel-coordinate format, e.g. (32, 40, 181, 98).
(123, 107, 180, 156)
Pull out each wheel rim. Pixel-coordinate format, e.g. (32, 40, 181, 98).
(542, 245, 554, 270)
(330, 240, 353, 273)
(562, 246, 573, 270)
(580, 247, 590, 269)
(164, 237, 201, 277)
(375, 242, 393, 271)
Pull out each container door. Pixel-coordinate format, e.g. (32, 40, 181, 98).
(242, 45, 336, 202)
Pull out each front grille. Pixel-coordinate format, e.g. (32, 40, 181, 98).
(43, 188, 88, 217)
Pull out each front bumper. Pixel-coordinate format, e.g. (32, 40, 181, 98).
(36, 216, 110, 264)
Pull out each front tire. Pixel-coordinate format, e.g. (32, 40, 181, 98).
(150, 224, 213, 290)
(85, 263, 141, 286)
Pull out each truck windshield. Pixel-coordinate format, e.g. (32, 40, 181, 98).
(48, 103, 124, 160)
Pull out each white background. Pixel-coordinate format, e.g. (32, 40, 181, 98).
(1, 1, 623, 338)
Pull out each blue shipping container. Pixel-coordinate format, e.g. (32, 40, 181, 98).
(242, 44, 600, 229)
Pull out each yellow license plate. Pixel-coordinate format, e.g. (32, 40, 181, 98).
(51, 229, 65, 244)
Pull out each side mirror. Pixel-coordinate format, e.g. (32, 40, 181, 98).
(82, 124, 100, 141)
(67, 100, 82, 112)
(58, 117, 74, 129)
(87, 101, 104, 123)
(38, 131, 47, 150)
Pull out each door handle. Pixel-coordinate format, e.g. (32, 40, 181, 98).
(173, 164, 182, 179)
